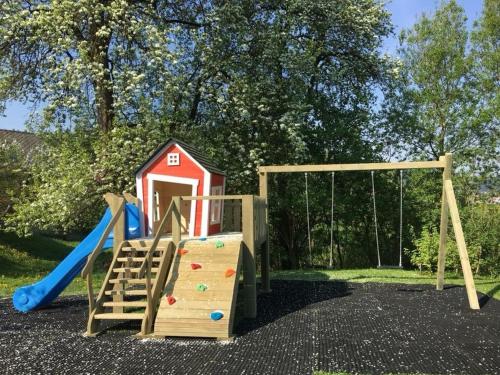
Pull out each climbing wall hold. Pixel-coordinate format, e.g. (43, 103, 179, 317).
(191, 263, 202, 270)
(210, 310, 224, 321)
(215, 240, 224, 248)
(166, 295, 176, 305)
(225, 268, 236, 278)
(177, 248, 189, 255)
(196, 283, 208, 292)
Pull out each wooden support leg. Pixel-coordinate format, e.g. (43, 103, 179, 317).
(444, 180, 480, 310)
(436, 183, 448, 290)
(259, 172, 271, 293)
(242, 196, 257, 318)
(437, 154, 452, 291)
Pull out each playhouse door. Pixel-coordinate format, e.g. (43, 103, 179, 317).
(152, 181, 193, 235)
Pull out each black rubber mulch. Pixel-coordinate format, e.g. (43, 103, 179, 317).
(1, 280, 499, 375)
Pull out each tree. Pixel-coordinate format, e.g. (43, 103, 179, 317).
(470, 0, 500, 191)
(0, 0, 205, 132)
(0, 140, 25, 219)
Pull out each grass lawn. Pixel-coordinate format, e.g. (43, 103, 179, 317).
(0, 231, 111, 297)
(272, 268, 500, 300)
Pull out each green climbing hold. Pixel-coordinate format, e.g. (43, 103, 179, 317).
(215, 240, 224, 248)
(196, 283, 208, 292)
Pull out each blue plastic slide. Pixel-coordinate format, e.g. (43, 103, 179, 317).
(12, 203, 141, 312)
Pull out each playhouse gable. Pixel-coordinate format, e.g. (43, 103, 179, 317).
(135, 139, 225, 238)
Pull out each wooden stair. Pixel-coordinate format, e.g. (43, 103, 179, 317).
(153, 237, 243, 339)
(85, 238, 175, 336)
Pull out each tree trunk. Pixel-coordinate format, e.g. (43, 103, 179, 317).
(89, 7, 113, 132)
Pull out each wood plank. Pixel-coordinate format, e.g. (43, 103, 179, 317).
(258, 160, 446, 173)
(437, 153, 452, 290)
(105, 290, 148, 296)
(117, 257, 161, 262)
(108, 278, 155, 285)
(102, 301, 148, 307)
(444, 180, 480, 310)
(173, 263, 239, 272)
(94, 313, 144, 320)
(157, 299, 232, 310)
(157, 308, 229, 320)
(112, 267, 159, 273)
(158, 289, 237, 301)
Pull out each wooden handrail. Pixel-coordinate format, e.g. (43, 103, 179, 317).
(141, 200, 175, 334)
(82, 199, 126, 278)
(81, 199, 125, 315)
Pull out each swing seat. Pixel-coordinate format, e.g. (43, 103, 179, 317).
(377, 265, 403, 269)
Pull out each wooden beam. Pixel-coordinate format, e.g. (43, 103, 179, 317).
(171, 196, 182, 246)
(437, 154, 452, 290)
(104, 193, 126, 314)
(242, 195, 257, 318)
(444, 180, 480, 310)
(181, 195, 248, 201)
(123, 192, 139, 206)
(259, 172, 271, 293)
(258, 160, 445, 174)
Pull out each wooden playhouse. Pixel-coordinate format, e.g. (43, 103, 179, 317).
(135, 138, 226, 238)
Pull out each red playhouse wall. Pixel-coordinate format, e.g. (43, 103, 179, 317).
(141, 144, 205, 236)
(208, 173, 225, 235)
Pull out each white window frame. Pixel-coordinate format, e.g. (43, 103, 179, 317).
(147, 174, 198, 238)
(210, 186, 223, 224)
(167, 153, 180, 166)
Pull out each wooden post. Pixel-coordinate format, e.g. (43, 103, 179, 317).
(123, 192, 139, 206)
(172, 196, 182, 246)
(444, 180, 480, 309)
(436, 154, 452, 290)
(259, 171, 271, 293)
(104, 193, 125, 255)
(104, 193, 125, 313)
(242, 195, 257, 318)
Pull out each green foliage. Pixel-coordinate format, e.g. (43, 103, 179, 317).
(406, 203, 499, 276)
(0, 140, 26, 217)
(4, 131, 101, 235)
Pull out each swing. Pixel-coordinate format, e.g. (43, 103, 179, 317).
(370, 170, 404, 269)
(304, 172, 335, 268)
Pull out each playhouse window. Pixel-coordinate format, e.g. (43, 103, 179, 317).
(167, 153, 180, 166)
(210, 186, 222, 224)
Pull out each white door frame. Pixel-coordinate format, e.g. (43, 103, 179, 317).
(147, 174, 199, 238)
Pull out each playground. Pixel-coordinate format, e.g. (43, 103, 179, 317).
(1, 279, 499, 374)
(0, 138, 497, 375)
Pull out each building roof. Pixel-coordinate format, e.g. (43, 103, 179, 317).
(135, 138, 226, 176)
(0, 129, 43, 157)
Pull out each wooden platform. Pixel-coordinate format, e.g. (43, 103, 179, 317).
(153, 237, 243, 339)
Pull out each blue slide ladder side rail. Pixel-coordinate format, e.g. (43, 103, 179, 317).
(12, 202, 141, 312)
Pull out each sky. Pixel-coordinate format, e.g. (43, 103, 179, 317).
(0, 0, 484, 132)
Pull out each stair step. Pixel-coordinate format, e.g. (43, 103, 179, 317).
(112, 267, 159, 273)
(117, 257, 161, 262)
(94, 313, 144, 320)
(105, 289, 148, 296)
(108, 278, 156, 285)
(121, 246, 166, 252)
(102, 301, 148, 307)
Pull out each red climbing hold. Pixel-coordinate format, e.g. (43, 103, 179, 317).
(178, 248, 189, 255)
(225, 268, 236, 278)
(166, 295, 176, 305)
(191, 263, 202, 270)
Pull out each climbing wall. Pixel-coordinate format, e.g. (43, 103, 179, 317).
(153, 237, 242, 339)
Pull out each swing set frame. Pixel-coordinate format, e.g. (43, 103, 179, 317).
(258, 153, 480, 310)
